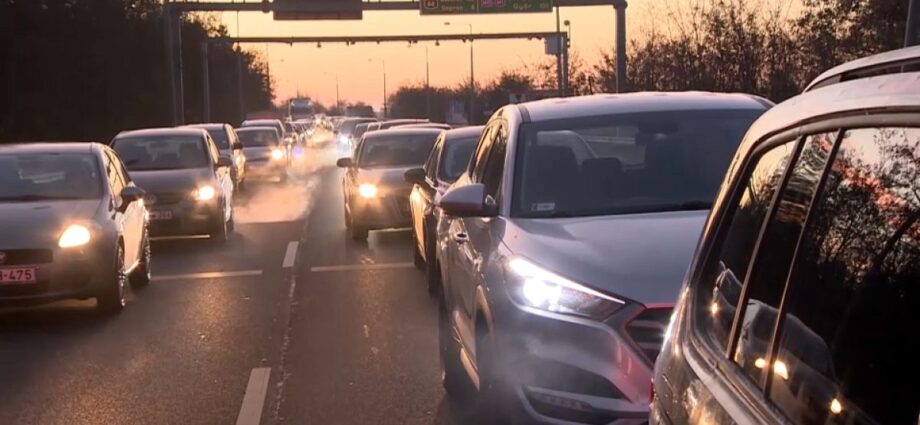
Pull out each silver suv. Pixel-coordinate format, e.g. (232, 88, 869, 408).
(433, 93, 770, 424)
(652, 46, 920, 425)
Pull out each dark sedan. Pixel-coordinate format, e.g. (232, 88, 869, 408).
(111, 128, 235, 242)
(0, 143, 149, 313)
(404, 125, 483, 293)
(336, 128, 442, 241)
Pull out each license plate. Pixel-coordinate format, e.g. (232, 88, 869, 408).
(149, 210, 173, 220)
(0, 266, 38, 284)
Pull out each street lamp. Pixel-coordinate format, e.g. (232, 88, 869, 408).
(368, 58, 387, 118)
(323, 71, 340, 112)
(444, 21, 474, 124)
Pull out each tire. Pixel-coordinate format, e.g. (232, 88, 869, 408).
(129, 230, 151, 288)
(210, 203, 230, 244)
(471, 328, 510, 424)
(412, 231, 425, 270)
(425, 241, 441, 296)
(440, 294, 474, 399)
(97, 244, 127, 314)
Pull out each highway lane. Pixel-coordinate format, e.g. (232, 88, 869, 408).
(0, 141, 472, 425)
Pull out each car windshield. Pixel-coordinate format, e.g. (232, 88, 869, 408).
(339, 119, 372, 136)
(112, 135, 209, 171)
(513, 109, 763, 218)
(0, 153, 102, 200)
(238, 129, 279, 147)
(439, 136, 478, 182)
(357, 133, 439, 168)
(200, 127, 230, 149)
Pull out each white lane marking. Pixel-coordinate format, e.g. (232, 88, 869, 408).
(236, 367, 272, 425)
(282, 241, 299, 269)
(309, 262, 415, 273)
(152, 270, 263, 282)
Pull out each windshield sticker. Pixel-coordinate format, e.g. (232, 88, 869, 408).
(531, 202, 556, 212)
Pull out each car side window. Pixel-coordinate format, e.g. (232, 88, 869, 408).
(731, 132, 836, 386)
(696, 139, 798, 353)
(205, 136, 219, 164)
(108, 150, 132, 185)
(103, 150, 126, 196)
(425, 135, 444, 182)
(480, 122, 508, 201)
(469, 124, 496, 179)
(768, 127, 920, 425)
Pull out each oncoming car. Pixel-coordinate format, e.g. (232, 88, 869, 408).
(404, 125, 483, 293)
(0, 143, 150, 313)
(652, 46, 920, 425)
(433, 93, 770, 424)
(111, 128, 235, 242)
(336, 128, 443, 241)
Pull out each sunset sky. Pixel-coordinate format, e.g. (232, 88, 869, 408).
(201, 0, 799, 109)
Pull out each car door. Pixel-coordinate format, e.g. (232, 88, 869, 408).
(228, 125, 246, 181)
(111, 150, 146, 266)
(446, 123, 499, 348)
(103, 150, 140, 269)
(207, 135, 233, 213)
(414, 134, 443, 256)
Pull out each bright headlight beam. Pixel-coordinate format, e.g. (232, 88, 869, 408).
(58, 224, 91, 248)
(508, 258, 625, 305)
(271, 149, 285, 160)
(358, 183, 378, 198)
(195, 185, 216, 201)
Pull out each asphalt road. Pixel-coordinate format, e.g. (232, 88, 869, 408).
(0, 142, 473, 425)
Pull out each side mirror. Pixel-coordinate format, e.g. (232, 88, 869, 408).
(217, 155, 233, 168)
(232, 141, 243, 150)
(438, 183, 496, 217)
(336, 157, 354, 168)
(119, 186, 147, 212)
(403, 167, 427, 186)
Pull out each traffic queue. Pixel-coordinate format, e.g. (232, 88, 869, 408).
(333, 45, 920, 425)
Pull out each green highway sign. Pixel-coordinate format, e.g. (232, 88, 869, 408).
(420, 0, 552, 15)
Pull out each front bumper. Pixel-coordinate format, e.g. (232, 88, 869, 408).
(0, 242, 116, 305)
(494, 300, 668, 424)
(349, 191, 412, 230)
(147, 199, 221, 237)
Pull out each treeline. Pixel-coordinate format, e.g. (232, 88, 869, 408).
(0, 0, 273, 142)
(388, 0, 909, 123)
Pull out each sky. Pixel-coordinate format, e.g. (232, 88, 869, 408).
(200, 0, 799, 110)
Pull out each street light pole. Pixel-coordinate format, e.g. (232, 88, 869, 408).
(426, 46, 431, 119)
(383, 60, 387, 118)
(445, 22, 474, 124)
(336, 73, 340, 112)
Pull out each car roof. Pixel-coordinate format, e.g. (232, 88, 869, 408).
(739, 70, 920, 158)
(115, 127, 206, 139)
(185, 123, 228, 129)
(236, 126, 278, 133)
(0, 142, 97, 155)
(805, 45, 920, 92)
(242, 119, 280, 123)
(515, 92, 771, 123)
(364, 128, 443, 139)
(443, 125, 484, 141)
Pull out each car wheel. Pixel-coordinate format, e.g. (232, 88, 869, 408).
(425, 241, 440, 296)
(130, 230, 151, 287)
(97, 244, 127, 314)
(471, 327, 511, 424)
(412, 231, 425, 270)
(440, 294, 474, 399)
(211, 203, 230, 244)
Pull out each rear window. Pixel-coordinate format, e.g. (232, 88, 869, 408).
(237, 129, 280, 148)
(0, 153, 102, 200)
(357, 133, 439, 168)
(112, 135, 209, 171)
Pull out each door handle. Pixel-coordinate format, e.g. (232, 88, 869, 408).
(453, 232, 469, 244)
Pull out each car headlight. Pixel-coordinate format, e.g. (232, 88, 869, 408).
(193, 185, 216, 201)
(58, 224, 92, 248)
(339, 135, 349, 144)
(506, 257, 625, 320)
(358, 183, 378, 198)
(271, 148, 286, 160)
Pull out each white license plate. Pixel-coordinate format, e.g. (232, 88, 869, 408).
(149, 210, 174, 220)
(0, 266, 38, 284)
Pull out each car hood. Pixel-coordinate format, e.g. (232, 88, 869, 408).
(129, 168, 212, 194)
(355, 167, 413, 190)
(0, 200, 102, 248)
(502, 210, 709, 305)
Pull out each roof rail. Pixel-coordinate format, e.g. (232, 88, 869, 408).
(804, 45, 920, 92)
